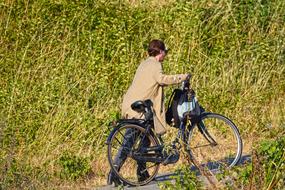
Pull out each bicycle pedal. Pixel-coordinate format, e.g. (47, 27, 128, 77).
(142, 145, 163, 152)
(162, 153, 180, 165)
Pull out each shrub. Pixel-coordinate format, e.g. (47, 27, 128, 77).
(58, 153, 92, 180)
(159, 165, 202, 190)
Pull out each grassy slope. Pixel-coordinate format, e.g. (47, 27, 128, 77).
(0, 0, 284, 188)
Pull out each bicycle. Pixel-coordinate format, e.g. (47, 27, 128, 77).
(106, 78, 243, 186)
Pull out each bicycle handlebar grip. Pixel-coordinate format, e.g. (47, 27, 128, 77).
(186, 73, 192, 80)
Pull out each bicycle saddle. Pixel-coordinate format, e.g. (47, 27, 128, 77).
(131, 99, 153, 113)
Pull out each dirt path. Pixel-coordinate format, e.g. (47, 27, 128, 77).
(95, 155, 251, 190)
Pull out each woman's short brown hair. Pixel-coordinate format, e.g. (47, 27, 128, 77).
(147, 39, 167, 56)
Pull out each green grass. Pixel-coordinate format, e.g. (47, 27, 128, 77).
(0, 0, 285, 188)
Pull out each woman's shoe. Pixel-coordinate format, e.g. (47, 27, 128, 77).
(137, 170, 150, 182)
(107, 171, 122, 187)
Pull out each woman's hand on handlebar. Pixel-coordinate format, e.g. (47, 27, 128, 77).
(186, 73, 191, 80)
(181, 74, 191, 90)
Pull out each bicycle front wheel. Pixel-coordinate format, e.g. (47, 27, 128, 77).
(187, 113, 242, 170)
(107, 124, 160, 186)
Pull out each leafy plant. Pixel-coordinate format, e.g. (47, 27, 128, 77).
(159, 165, 202, 190)
(58, 153, 92, 180)
(216, 137, 285, 189)
(257, 137, 285, 189)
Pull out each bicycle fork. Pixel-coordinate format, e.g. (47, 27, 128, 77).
(197, 121, 218, 146)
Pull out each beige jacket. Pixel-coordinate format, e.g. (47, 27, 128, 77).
(122, 57, 188, 135)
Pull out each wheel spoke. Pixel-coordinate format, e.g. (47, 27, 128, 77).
(118, 129, 130, 143)
(143, 163, 158, 172)
(192, 143, 213, 149)
(113, 136, 123, 146)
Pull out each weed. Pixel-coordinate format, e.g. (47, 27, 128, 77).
(58, 152, 92, 180)
(159, 165, 202, 190)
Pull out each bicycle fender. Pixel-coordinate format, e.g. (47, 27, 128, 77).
(117, 119, 145, 126)
(105, 119, 146, 145)
(105, 127, 117, 145)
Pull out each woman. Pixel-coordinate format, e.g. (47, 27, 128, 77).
(122, 39, 189, 135)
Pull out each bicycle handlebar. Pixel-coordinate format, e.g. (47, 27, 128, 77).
(181, 74, 191, 90)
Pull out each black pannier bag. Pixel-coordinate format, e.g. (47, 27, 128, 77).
(166, 88, 202, 128)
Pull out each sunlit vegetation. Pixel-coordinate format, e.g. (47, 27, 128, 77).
(0, 0, 284, 188)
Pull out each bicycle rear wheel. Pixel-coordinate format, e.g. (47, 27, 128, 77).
(107, 124, 160, 186)
(187, 113, 242, 170)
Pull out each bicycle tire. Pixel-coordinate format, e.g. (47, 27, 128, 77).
(107, 124, 160, 186)
(187, 112, 242, 170)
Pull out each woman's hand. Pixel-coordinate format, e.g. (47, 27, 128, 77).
(186, 74, 192, 80)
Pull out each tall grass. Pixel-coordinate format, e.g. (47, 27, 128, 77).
(0, 0, 284, 188)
